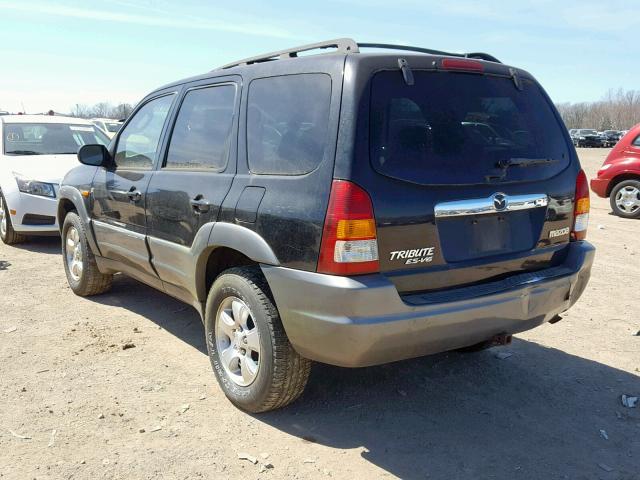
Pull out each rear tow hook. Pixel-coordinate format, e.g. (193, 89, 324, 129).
(491, 333, 513, 346)
(549, 314, 563, 324)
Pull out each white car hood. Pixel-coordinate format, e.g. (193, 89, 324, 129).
(5, 154, 80, 184)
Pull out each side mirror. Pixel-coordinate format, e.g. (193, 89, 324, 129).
(78, 144, 111, 167)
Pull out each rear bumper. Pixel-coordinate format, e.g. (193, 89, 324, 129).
(262, 241, 595, 367)
(590, 177, 609, 197)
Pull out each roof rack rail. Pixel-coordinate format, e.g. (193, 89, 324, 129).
(219, 38, 359, 69)
(357, 43, 501, 63)
(217, 38, 500, 70)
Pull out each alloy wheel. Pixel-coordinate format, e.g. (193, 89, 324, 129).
(215, 296, 261, 387)
(65, 226, 83, 281)
(0, 200, 6, 238)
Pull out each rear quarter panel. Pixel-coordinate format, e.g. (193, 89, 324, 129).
(217, 56, 346, 271)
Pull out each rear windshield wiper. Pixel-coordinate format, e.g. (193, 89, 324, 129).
(6, 150, 43, 155)
(497, 158, 559, 169)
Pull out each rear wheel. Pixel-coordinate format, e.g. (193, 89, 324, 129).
(62, 212, 112, 296)
(205, 266, 311, 413)
(0, 194, 26, 245)
(610, 180, 640, 219)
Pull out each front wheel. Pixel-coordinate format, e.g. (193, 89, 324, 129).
(0, 194, 26, 245)
(610, 180, 640, 219)
(62, 212, 112, 296)
(205, 266, 311, 413)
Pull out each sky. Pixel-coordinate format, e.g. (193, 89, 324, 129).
(0, 0, 637, 114)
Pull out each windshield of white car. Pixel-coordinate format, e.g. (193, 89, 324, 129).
(3, 123, 110, 155)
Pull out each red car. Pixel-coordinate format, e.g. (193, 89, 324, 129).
(591, 123, 640, 218)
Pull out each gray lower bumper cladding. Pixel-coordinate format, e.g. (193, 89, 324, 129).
(262, 241, 595, 367)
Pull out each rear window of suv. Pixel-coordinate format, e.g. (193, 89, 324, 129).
(370, 71, 571, 185)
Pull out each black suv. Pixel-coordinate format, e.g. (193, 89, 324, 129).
(601, 130, 621, 147)
(57, 39, 595, 412)
(573, 129, 604, 148)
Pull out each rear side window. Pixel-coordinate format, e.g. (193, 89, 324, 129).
(370, 71, 571, 185)
(247, 74, 332, 175)
(165, 84, 236, 170)
(633, 135, 640, 147)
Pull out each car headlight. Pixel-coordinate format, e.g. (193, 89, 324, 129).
(13, 173, 56, 198)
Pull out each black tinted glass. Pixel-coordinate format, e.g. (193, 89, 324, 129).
(115, 95, 174, 169)
(247, 74, 332, 175)
(370, 72, 570, 185)
(165, 85, 236, 170)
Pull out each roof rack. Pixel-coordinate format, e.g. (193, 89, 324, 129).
(219, 38, 359, 69)
(217, 38, 500, 70)
(358, 43, 501, 63)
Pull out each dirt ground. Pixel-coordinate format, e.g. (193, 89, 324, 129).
(0, 148, 638, 480)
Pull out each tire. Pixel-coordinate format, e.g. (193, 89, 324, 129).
(62, 211, 112, 296)
(0, 194, 27, 245)
(610, 179, 640, 219)
(205, 266, 311, 413)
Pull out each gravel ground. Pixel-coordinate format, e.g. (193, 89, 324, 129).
(0, 148, 638, 480)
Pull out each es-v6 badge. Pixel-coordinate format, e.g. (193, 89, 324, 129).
(390, 247, 436, 264)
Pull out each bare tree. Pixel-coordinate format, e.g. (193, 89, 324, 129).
(110, 103, 133, 120)
(70, 103, 92, 118)
(91, 102, 112, 118)
(67, 101, 135, 120)
(556, 88, 640, 130)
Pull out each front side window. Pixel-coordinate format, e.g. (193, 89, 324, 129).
(3, 123, 109, 155)
(247, 74, 332, 175)
(165, 84, 236, 170)
(370, 71, 571, 185)
(114, 94, 174, 169)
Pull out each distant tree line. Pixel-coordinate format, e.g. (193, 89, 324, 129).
(69, 102, 134, 120)
(555, 88, 640, 131)
(64, 88, 640, 130)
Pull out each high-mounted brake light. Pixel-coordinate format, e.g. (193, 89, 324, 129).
(318, 180, 380, 275)
(571, 169, 590, 241)
(441, 58, 484, 73)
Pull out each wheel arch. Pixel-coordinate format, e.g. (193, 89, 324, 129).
(195, 223, 279, 302)
(57, 186, 101, 255)
(606, 173, 640, 197)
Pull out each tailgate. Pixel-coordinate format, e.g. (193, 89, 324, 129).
(356, 66, 578, 295)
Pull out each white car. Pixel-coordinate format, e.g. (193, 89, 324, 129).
(90, 118, 122, 139)
(0, 115, 109, 244)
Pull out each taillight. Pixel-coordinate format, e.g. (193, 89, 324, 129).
(317, 180, 379, 275)
(571, 169, 590, 241)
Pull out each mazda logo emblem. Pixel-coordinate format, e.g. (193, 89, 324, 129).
(493, 193, 508, 211)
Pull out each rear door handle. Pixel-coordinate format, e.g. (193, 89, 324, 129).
(190, 197, 211, 213)
(127, 189, 142, 202)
